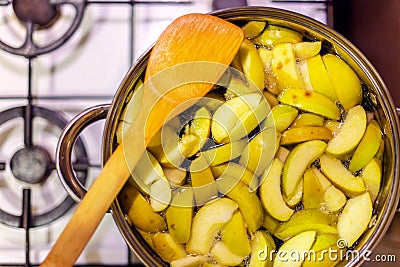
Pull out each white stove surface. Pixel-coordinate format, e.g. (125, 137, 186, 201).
(0, 0, 328, 265)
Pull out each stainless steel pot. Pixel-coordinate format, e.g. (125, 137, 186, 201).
(56, 7, 400, 267)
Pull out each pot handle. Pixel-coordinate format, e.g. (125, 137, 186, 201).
(56, 104, 109, 203)
(397, 108, 400, 212)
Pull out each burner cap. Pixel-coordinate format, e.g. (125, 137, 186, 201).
(10, 146, 52, 184)
(13, 0, 60, 29)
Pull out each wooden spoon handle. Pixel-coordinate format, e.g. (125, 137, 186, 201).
(41, 13, 243, 267)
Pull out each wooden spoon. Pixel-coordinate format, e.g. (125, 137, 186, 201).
(41, 13, 243, 266)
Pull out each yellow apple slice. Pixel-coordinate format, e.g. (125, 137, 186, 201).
(361, 158, 382, 202)
(278, 89, 341, 120)
(170, 255, 209, 267)
(189, 106, 211, 146)
(282, 140, 327, 198)
(323, 185, 347, 212)
(272, 42, 304, 90)
(198, 139, 247, 167)
(293, 41, 321, 59)
(303, 168, 324, 209)
(280, 126, 333, 145)
(239, 126, 277, 177)
(210, 241, 245, 266)
(291, 113, 325, 128)
(118, 184, 167, 232)
(307, 54, 337, 101)
(221, 180, 263, 233)
(283, 178, 303, 208)
(149, 176, 171, 212)
(311, 233, 338, 252)
(201, 262, 225, 267)
(348, 119, 382, 172)
(323, 54, 362, 110)
(259, 158, 294, 221)
(248, 230, 276, 267)
(190, 156, 218, 206)
(165, 189, 194, 243)
(271, 104, 299, 132)
(326, 105, 367, 156)
(162, 166, 187, 186)
(311, 167, 332, 192)
(263, 213, 281, 233)
(238, 39, 265, 90)
(274, 209, 337, 240)
(241, 20, 266, 39)
(255, 25, 302, 47)
(211, 162, 257, 190)
(151, 232, 187, 263)
(186, 198, 238, 255)
(273, 231, 316, 267)
(337, 192, 373, 246)
(319, 153, 366, 197)
(221, 211, 251, 257)
(211, 93, 261, 143)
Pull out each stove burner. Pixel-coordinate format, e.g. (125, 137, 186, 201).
(0, 0, 86, 57)
(10, 146, 52, 184)
(0, 105, 89, 228)
(13, 0, 60, 29)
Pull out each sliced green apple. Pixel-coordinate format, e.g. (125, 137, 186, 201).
(311, 233, 338, 252)
(151, 232, 187, 263)
(361, 158, 382, 202)
(275, 146, 290, 163)
(322, 53, 362, 110)
(272, 42, 304, 90)
(190, 156, 218, 206)
(221, 180, 263, 233)
(293, 41, 321, 59)
(274, 209, 337, 240)
(248, 230, 276, 267)
(307, 54, 337, 101)
(198, 139, 247, 167)
(186, 197, 238, 254)
(118, 184, 167, 232)
(282, 140, 327, 198)
(211, 93, 261, 144)
(162, 166, 187, 186)
(259, 158, 294, 221)
(278, 89, 341, 120)
(303, 168, 324, 209)
(210, 241, 245, 266)
(337, 192, 373, 246)
(189, 106, 211, 147)
(348, 119, 382, 172)
(239, 126, 277, 177)
(255, 25, 302, 47)
(291, 113, 325, 128)
(170, 255, 209, 267)
(319, 153, 366, 197)
(323, 185, 347, 212)
(273, 231, 316, 267)
(149, 177, 171, 212)
(280, 126, 333, 145)
(311, 167, 332, 192)
(221, 211, 251, 257)
(271, 104, 298, 132)
(238, 39, 265, 90)
(211, 162, 257, 191)
(283, 178, 303, 208)
(165, 190, 194, 243)
(241, 20, 266, 39)
(263, 213, 281, 233)
(326, 105, 367, 156)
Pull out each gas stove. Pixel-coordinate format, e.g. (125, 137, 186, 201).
(0, 1, 349, 266)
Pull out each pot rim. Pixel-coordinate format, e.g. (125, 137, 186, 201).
(101, 6, 400, 267)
